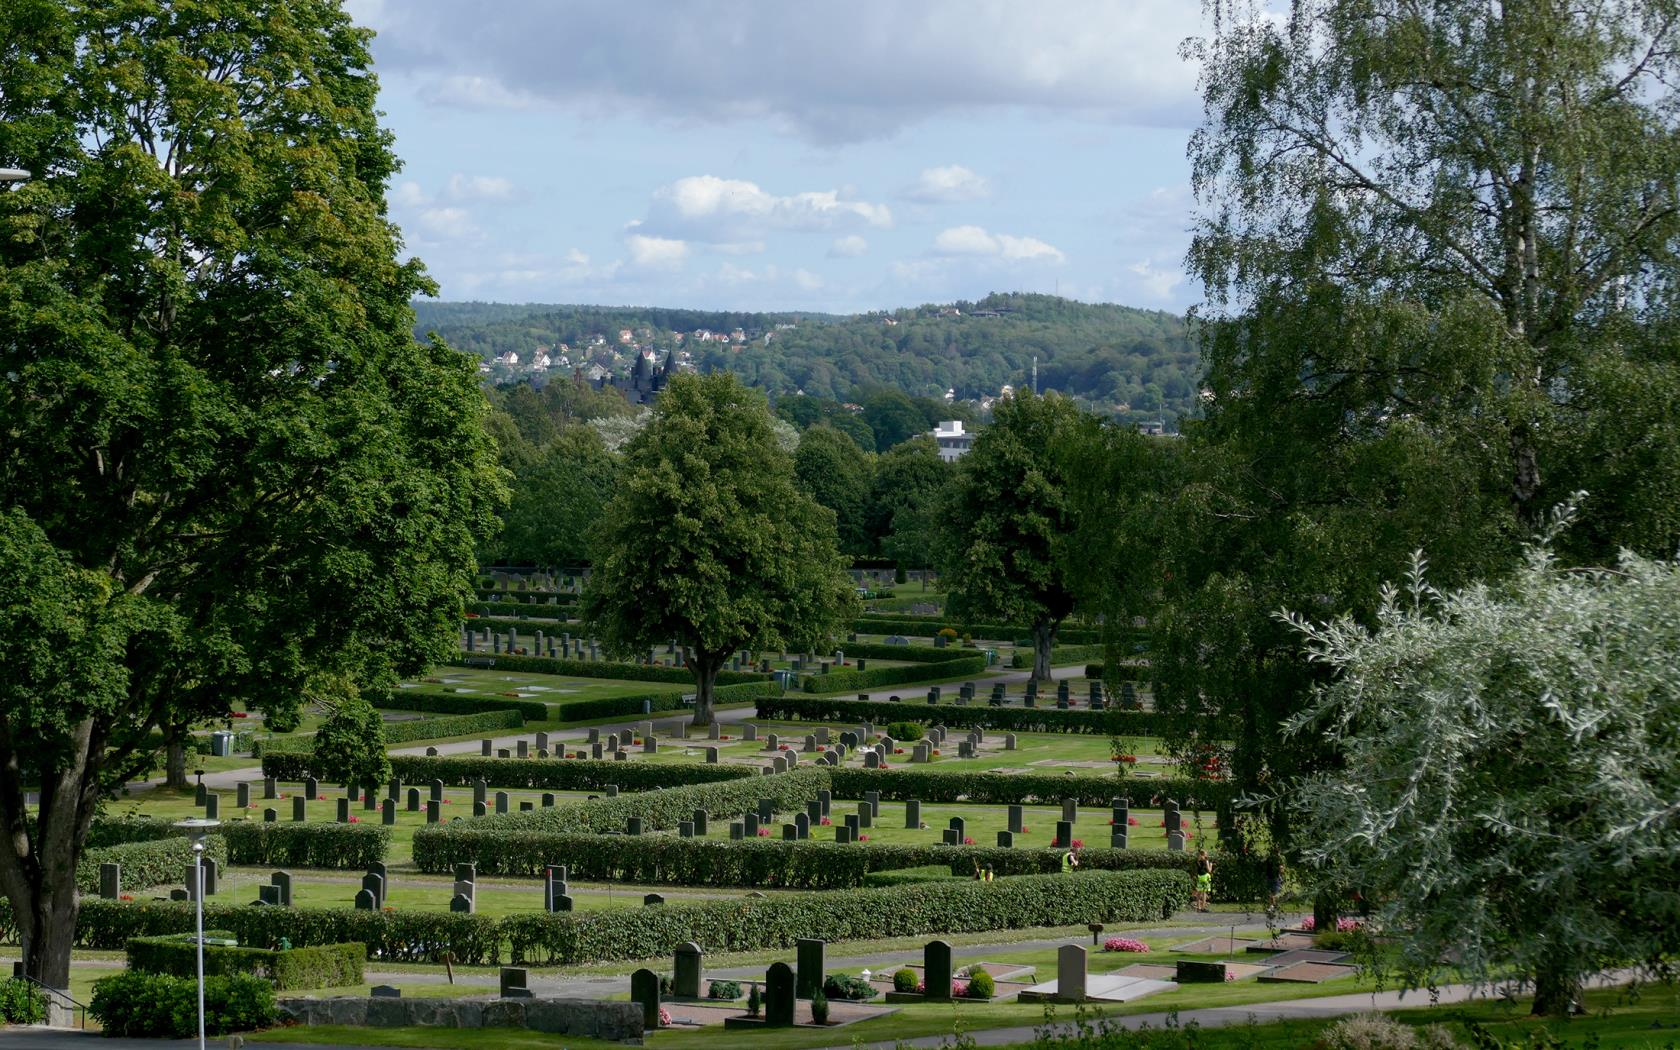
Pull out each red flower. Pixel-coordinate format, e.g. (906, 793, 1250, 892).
(119, 894, 134, 902)
(348, 816, 360, 823)
(756, 827, 770, 837)
(1127, 816, 1138, 826)
(1072, 838, 1084, 849)
(820, 817, 832, 826)
(816, 745, 826, 751)
(859, 834, 870, 842)
(720, 735, 731, 741)
(1021, 826, 1031, 834)
(963, 836, 975, 845)
(894, 748, 904, 754)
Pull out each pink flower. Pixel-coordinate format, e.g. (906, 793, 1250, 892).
(1103, 937, 1150, 953)
(859, 834, 869, 842)
(820, 817, 832, 826)
(1072, 839, 1084, 849)
(756, 827, 770, 837)
(952, 980, 968, 997)
(963, 836, 975, 845)
(348, 816, 360, 823)
(657, 1007, 672, 1027)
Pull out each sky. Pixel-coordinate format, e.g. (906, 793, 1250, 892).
(348, 1, 1212, 315)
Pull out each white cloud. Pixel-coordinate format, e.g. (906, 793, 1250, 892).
(1128, 260, 1184, 299)
(829, 235, 869, 258)
(416, 206, 480, 240)
(390, 180, 428, 208)
(626, 234, 689, 269)
(934, 225, 1064, 263)
(641, 175, 892, 243)
(446, 174, 516, 202)
(360, 1, 1205, 143)
(903, 165, 989, 203)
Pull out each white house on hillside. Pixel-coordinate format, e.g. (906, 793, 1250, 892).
(930, 420, 975, 462)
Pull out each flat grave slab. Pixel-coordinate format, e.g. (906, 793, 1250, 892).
(720, 1000, 896, 1029)
(1263, 948, 1350, 967)
(1258, 961, 1360, 984)
(1169, 936, 1260, 954)
(1018, 975, 1174, 1004)
(1026, 759, 1112, 769)
(1247, 933, 1316, 952)
(1114, 963, 1177, 981)
(1174, 960, 1269, 983)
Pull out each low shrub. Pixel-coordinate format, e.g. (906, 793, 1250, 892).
(255, 709, 525, 762)
(809, 988, 829, 1024)
(369, 690, 549, 721)
(822, 973, 876, 1001)
(1010, 643, 1105, 669)
(126, 935, 366, 990)
(707, 979, 742, 1000)
(90, 972, 276, 1038)
(218, 821, 389, 869)
(77, 834, 229, 893)
(892, 968, 918, 992)
(1103, 937, 1150, 953)
(0, 978, 46, 1024)
(966, 970, 995, 999)
(1321, 1013, 1461, 1050)
(83, 816, 183, 849)
(803, 653, 986, 693)
(885, 721, 925, 742)
(500, 870, 1191, 966)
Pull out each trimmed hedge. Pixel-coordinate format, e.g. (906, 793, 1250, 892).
(757, 695, 1171, 735)
(378, 755, 756, 791)
(254, 709, 526, 759)
(127, 935, 366, 990)
(859, 865, 966, 888)
(1010, 643, 1104, 669)
(85, 816, 191, 849)
(411, 769, 832, 872)
(402, 832, 1247, 895)
(217, 822, 389, 869)
(91, 972, 276, 1038)
(375, 690, 550, 721)
(77, 835, 229, 894)
(446, 652, 768, 687)
(803, 653, 986, 693)
(1084, 663, 1150, 683)
(4, 898, 502, 965)
(555, 679, 780, 723)
(501, 870, 1191, 965)
(854, 616, 1112, 646)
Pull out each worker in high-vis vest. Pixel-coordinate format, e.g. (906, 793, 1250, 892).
(1061, 847, 1080, 874)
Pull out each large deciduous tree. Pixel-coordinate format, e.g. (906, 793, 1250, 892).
(793, 424, 875, 556)
(0, 0, 502, 986)
(866, 435, 951, 569)
(1280, 524, 1680, 1016)
(1149, 0, 1680, 843)
(942, 392, 1081, 681)
(583, 373, 857, 725)
(495, 425, 618, 567)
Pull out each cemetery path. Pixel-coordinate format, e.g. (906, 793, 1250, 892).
(126, 662, 1090, 790)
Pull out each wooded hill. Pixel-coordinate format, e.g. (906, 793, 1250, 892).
(414, 292, 1201, 424)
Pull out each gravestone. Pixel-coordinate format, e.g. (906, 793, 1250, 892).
(431, 779, 445, 802)
(98, 863, 120, 900)
(272, 871, 293, 907)
(1164, 801, 1182, 835)
(535, 731, 548, 751)
(905, 799, 921, 827)
(743, 724, 758, 742)
(782, 823, 798, 841)
(473, 801, 487, 817)
(794, 812, 810, 839)
(381, 798, 395, 825)
(679, 820, 695, 838)
(354, 888, 376, 910)
(426, 800, 440, 823)
(730, 822, 745, 841)
(473, 779, 488, 807)
(336, 798, 350, 823)
(1111, 828, 1129, 849)
(630, 968, 661, 1029)
(942, 828, 959, 845)
(643, 893, 664, 906)
(495, 791, 509, 815)
(388, 777, 402, 801)
(236, 782, 250, 809)
(627, 816, 643, 836)
(693, 809, 708, 835)
(924, 940, 954, 1002)
(796, 938, 826, 998)
(1055, 820, 1074, 848)
(856, 801, 872, 828)
(912, 742, 932, 763)
(363, 786, 377, 811)
(263, 776, 278, 799)
(361, 871, 385, 908)
(1168, 831, 1186, 851)
(204, 793, 220, 820)
(592, 743, 605, 760)
(948, 816, 965, 840)
(996, 830, 1014, 848)
(517, 740, 529, 759)
(818, 789, 832, 816)
(673, 942, 703, 999)
(772, 756, 788, 773)
(835, 825, 853, 843)
(481, 739, 493, 757)
(263, 808, 277, 822)
(450, 892, 474, 915)
(292, 797, 307, 822)
(256, 884, 281, 906)
(347, 783, 359, 802)
(407, 788, 420, 812)
(1004, 732, 1018, 750)
(1056, 944, 1088, 1002)
(764, 962, 796, 1026)
(864, 751, 881, 768)
(1062, 798, 1078, 822)
(1008, 805, 1025, 833)
(500, 967, 531, 999)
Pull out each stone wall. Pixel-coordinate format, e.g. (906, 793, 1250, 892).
(278, 996, 643, 1040)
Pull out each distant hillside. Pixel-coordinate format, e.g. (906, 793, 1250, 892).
(413, 292, 1200, 423)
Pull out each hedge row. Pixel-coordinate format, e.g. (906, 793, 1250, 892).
(126, 936, 366, 990)
(853, 616, 1110, 646)
(446, 652, 768, 687)
(838, 641, 976, 663)
(1011, 643, 1105, 669)
(218, 822, 389, 869)
(12, 870, 1187, 967)
(0, 899, 502, 966)
(275, 755, 757, 792)
(756, 695, 1172, 735)
(553, 679, 780, 723)
(824, 769, 1238, 810)
(411, 769, 832, 870)
(85, 816, 189, 849)
(374, 690, 550, 721)
(803, 653, 987, 693)
(400, 831, 1238, 893)
(502, 870, 1191, 966)
(77, 835, 229, 894)
(254, 709, 527, 759)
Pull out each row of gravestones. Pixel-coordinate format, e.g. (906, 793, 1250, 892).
(463, 628, 599, 661)
(203, 775, 579, 826)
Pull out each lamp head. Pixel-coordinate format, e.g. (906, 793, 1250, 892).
(0, 168, 31, 183)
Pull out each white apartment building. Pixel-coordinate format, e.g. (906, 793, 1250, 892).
(930, 420, 975, 462)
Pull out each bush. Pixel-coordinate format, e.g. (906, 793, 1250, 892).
(822, 973, 877, 1001)
(1010, 643, 1105, 669)
(447, 652, 768, 688)
(809, 988, 829, 1024)
(892, 968, 918, 992)
(804, 653, 986, 693)
(859, 865, 965, 888)
(372, 690, 549, 721)
(966, 970, 995, 999)
(0, 978, 46, 1024)
(758, 695, 1174, 737)
(218, 821, 389, 869)
(558, 679, 779, 723)
(126, 935, 365, 990)
(263, 753, 756, 791)
(885, 721, 924, 742)
(854, 615, 1119, 646)
(90, 972, 276, 1038)
(707, 979, 741, 1000)
(311, 698, 392, 787)
(1321, 1013, 1462, 1050)
(77, 834, 229, 893)
(500, 870, 1191, 966)
(253, 709, 525, 760)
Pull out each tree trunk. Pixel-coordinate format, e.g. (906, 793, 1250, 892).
(689, 655, 721, 727)
(1031, 619, 1057, 682)
(1531, 964, 1581, 1017)
(1312, 891, 1338, 936)
(164, 736, 188, 790)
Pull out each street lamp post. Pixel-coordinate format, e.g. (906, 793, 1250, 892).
(175, 818, 220, 1050)
(0, 168, 31, 184)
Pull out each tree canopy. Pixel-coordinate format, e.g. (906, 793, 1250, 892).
(493, 426, 618, 567)
(0, 0, 501, 985)
(793, 424, 875, 555)
(582, 373, 857, 724)
(1281, 528, 1680, 1015)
